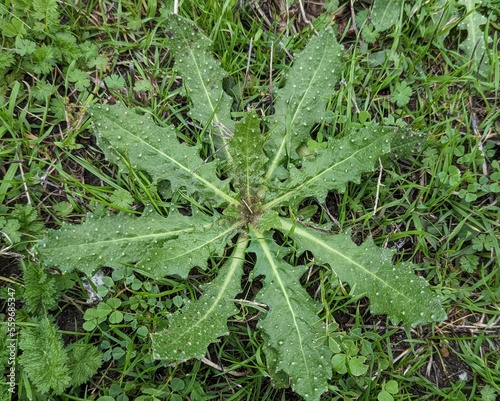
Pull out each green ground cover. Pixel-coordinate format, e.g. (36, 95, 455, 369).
(1, 1, 499, 400)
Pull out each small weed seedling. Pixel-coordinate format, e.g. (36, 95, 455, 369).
(39, 14, 446, 401)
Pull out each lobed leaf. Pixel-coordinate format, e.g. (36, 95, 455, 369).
(228, 112, 268, 202)
(166, 14, 235, 145)
(90, 103, 237, 207)
(39, 208, 221, 276)
(22, 262, 58, 313)
(371, 0, 403, 32)
(18, 317, 71, 394)
(250, 230, 332, 401)
(67, 343, 103, 387)
(264, 125, 395, 209)
(279, 218, 447, 326)
(387, 127, 424, 161)
(266, 27, 343, 176)
(151, 234, 248, 362)
(138, 217, 240, 278)
(457, 0, 491, 78)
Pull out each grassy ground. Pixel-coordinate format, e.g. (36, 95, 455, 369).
(1, 0, 499, 400)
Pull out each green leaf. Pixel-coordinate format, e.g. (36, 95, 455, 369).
(137, 216, 239, 278)
(112, 347, 126, 360)
(0, 51, 15, 72)
(137, 326, 149, 337)
(82, 320, 96, 331)
(89, 103, 237, 206)
(331, 353, 348, 374)
(87, 55, 108, 70)
(67, 343, 103, 386)
(371, 0, 403, 32)
(459, 254, 479, 273)
(249, 230, 332, 401)
(170, 377, 185, 392)
(387, 127, 424, 161)
(108, 188, 134, 210)
(0, 325, 10, 373)
(264, 126, 395, 209)
(266, 27, 343, 174)
(166, 14, 234, 144)
(348, 356, 368, 376)
(97, 302, 112, 315)
(134, 79, 153, 92)
(53, 201, 74, 217)
(22, 263, 59, 314)
(32, 0, 60, 30)
(106, 298, 121, 308)
(104, 74, 126, 89)
(109, 310, 124, 324)
(68, 68, 91, 91)
(458, 0, 491, 77)
(39, 207, 221, 276)
(378, 390, 394, 401)
(480, 385, 497, 401)
(15, 37, 36, 56)
(391, 81, 413, 107)
(2, 19, 26, 37)
(228, 112, 268, 204)
(151, 234, 248, 362)
(361, 23, 380, 44)
(279, 218, 447, 326)
(29, 44, 56, 74)
(260, 339, 291, 388)
(385, 379, 399, 395)
(53, 32, 81, 61)
(18, 317, 71, 394)
(1, 219, 21, 243)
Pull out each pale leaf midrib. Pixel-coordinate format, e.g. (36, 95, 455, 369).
(103, 116, 239, 206)
(178, 28, 232, 159)
(168, 233, 248, 339)
(252, 229, 310, 378)
(263, 135, 385, 210)
(51, 227, 193, 250)
(165, 222, 240, 262)
(280, 218, 412, 304)
(265, 35, 331, 181)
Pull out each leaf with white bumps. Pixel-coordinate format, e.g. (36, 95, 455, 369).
(90, 103, 236, 207)
(266, 27, 343, 174)
(458, 0, 491, 78)
(264, 126, 395, 209)
(40, 208, 218, 276)
(138, 218, 240, 278)
(37, 15, 447, 401)
(371, 0, 403, 32)
(279, 218, 447, 326)
(151, 234, 248, 362)
(249, 230, 332, 401)
(228, 112, 268, 202)
(166, 14, 235, 145)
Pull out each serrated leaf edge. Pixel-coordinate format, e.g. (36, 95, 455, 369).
(262, 129, 393, 211)
(278, 218, 427, 321)
(265, 28, 341, 180)
(151, 233, 248, 361)
(91, 104, 239, 206)
(250, 226, 329, 398)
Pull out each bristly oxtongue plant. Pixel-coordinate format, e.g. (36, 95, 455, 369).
(39, 15, 446, 401)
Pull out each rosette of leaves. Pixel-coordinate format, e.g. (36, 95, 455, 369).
(38, 14, 446, 401)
